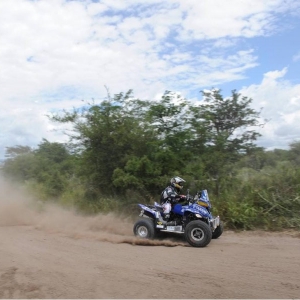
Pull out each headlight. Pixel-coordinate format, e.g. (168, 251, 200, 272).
(195, 214, 202, 218)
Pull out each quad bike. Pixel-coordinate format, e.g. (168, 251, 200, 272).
(133, 189, 223, 247)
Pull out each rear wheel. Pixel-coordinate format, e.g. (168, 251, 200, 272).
(212, 221, 224, 239)
(184, 220, 212, 247)
(133, 218, 156, 239)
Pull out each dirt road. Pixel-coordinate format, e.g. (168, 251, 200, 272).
(1, 180, 300, 299)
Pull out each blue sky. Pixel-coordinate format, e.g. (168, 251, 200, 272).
(0, 0, 300, 158)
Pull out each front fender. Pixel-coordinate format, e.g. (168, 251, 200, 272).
(190, 203, 211, 218)
(172, 203, 213, 219)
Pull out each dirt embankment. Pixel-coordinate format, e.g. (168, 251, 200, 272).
(0, 178, 300, 299)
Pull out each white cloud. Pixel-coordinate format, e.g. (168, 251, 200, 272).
(240, 68, 300, 149)
(0, 0, 299, 158)
(177, 0, 293, 40)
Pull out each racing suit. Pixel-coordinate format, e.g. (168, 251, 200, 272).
(160, 185, 185, 219)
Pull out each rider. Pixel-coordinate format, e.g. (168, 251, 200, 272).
(160, 176, 186, 220)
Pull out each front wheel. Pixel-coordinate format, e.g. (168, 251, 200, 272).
(184, 220, 212, 247)
(212, 221, 224, 239)
(133, 218, 156, 239)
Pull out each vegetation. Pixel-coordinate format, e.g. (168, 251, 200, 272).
(1, 89, 300, 230)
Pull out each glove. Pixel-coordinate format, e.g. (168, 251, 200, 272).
(174, 195, 187, 203)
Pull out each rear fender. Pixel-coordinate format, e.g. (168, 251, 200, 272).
(138, 204, 156, 218)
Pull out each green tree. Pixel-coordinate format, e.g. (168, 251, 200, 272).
(288, 141, 300, 165)
(4, 145, 32, 159)
(2, 140, 74, 199)
(112, 91, 198, 196)
(191, 89, 263, 196)
(144, 91, 194, 174)
(51, 91, 159, 195)
(2, 146, 35, 181)
(35, 139, 70, 164)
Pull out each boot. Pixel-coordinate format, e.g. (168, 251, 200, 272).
(164, 213, 170, 220)
(166, 220, 177, 226)
(155, 212, 167, 225)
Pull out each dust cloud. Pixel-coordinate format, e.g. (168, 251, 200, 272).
(0, 178, 186, 247)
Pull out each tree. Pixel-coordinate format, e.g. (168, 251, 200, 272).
(112, 91, 196, 196)
(35, 139, 70, 164)
(50, 90, 160, 195)
(190, 89, 263, 196)
(4, 145, 32, 159)
(2, 146, 35, 181)
(288, 141, 300, 165)
(144, 91, 194, 172)
(2, 140, 74, 199)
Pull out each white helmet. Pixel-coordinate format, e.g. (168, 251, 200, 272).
(170, 176, 185, 191)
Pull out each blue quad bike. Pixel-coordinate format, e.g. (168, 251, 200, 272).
(133, 189, 223, 247)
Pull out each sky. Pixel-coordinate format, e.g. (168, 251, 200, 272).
(0, 0, 300, 159)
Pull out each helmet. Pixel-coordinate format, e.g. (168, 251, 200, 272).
(170, 176, 185, 191)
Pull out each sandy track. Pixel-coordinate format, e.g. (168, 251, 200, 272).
(1, 179, 300, 299)
(1, 225, 300, 299)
